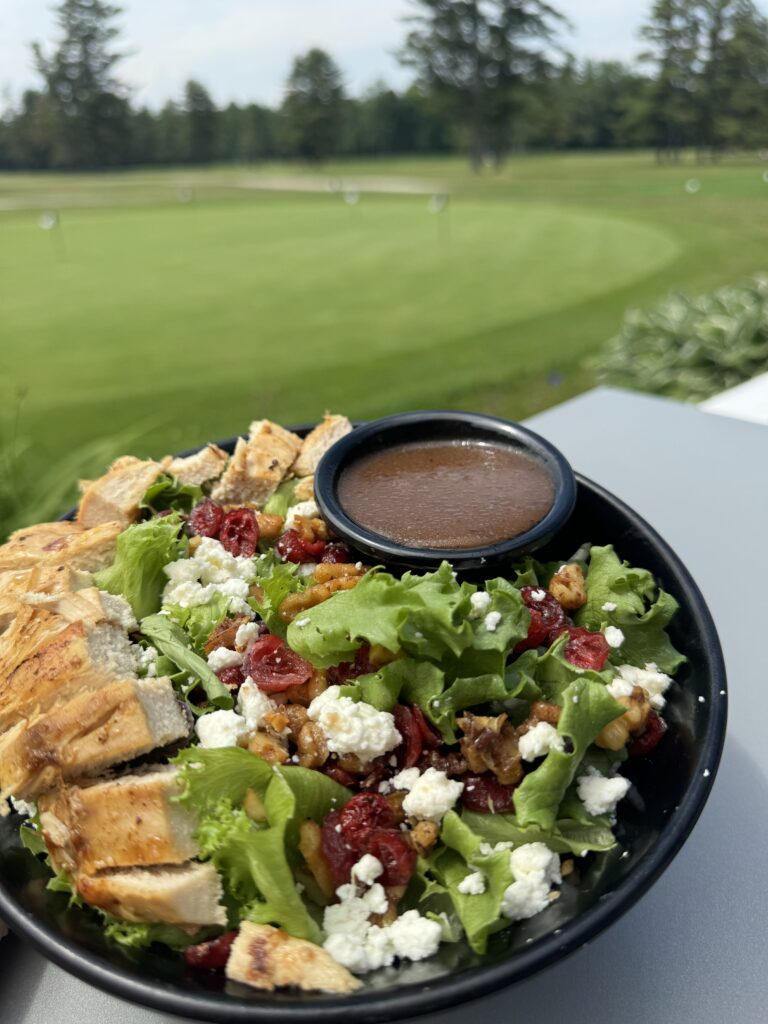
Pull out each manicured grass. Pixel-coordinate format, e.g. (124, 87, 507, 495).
(1, 151, 767, 530)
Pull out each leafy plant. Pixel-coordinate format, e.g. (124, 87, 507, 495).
(595, 276, 768, 402)
(0, 402, 150, 542)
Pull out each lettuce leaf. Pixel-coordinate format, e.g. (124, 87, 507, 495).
(94, 515, 186, 620)
(176, 753, 351, 945)
(424, 811, 513, 954)
(286, 563, 529, 674)
(513, 677, 624, 831)
(140, 474, 203, 515)
(460, 809, 616, 854)
(263, 480, 299, 519)
(575, 545, 685, 674)
(104, 918, 212, 951)
(166, 592, 231, 653)
(141, 614, 232, 709)
(250, 551, 305, 638)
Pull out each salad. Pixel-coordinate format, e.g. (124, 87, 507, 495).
(0, 415, 685, 994)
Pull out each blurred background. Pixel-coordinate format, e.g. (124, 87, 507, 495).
(2, 0, 768, 539)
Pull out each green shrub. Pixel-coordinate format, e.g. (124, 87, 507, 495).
(595, 276, 768, 402)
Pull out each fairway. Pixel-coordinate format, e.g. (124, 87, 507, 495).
(1, 151, 768, 525)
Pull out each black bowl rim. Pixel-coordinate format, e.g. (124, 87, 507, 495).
(0, 458, 727, 1024)
(314, 410, 577, 569)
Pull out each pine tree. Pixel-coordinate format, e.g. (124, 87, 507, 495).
(32, 0, 129, 168)
(282, 50, 345, 162)
(398, 0, 565, 170)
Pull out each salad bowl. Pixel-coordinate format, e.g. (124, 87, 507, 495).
(0, 424, 727, 1023)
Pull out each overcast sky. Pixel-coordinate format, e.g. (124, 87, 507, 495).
(0, 1, 656, 110)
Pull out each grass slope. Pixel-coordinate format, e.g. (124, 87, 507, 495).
(1, 151, 767, 530)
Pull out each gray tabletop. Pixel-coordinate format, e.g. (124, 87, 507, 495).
(3, 387, 766, 1024)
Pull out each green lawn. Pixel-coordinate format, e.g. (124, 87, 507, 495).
(1, 151, 767, 531)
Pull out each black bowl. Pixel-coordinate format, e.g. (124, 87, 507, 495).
(0, 427, 727, 1024)
(314, 411, 577, 572)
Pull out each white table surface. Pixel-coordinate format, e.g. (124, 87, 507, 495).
(3, 386, 767, 1024)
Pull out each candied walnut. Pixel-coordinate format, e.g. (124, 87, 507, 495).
(293, 514, 329, 543)
(247, 731, 289, 764)
(297, 722, 329, 769)
(370, 884, 406, 927)
(596, 686, 651, 751)
(299, 820, 335, 900)
(529, 701, 561, 727)
(243, 787, 267, 823)
(279, 576, 360, 622)
(263, 709, 291, 736)
(548, 563, 588, 610)
(203, 615, 250, 656)
(384, 791, 406, 824)
(458, 711, 523, 787)
(280, 703, 309, 738)
(313, 562, 363, 584)
(256, 513, 284, 540)
(273, 668, 328, 708)
(418, 750, 468, 776)
(410, 820, 440, 857)
(335, 754, 369, 775)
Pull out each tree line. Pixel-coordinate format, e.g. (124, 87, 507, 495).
(1, 0, 767, 172)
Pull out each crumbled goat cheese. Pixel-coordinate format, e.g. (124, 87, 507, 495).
(10, 797, 37, 818)
(323, 879, 441, 974)
(469, 591, 492, 618)
(614, 662, 672, 710)
(604, 626, 625, 648)
(308, 686, 401, 760)
(393, 767, 463, 822)
(518, 721, 565, 762)
(501, 842, 561, 922)
(351, 855, 384, 887)
(530, 589, 547, 602)
(163, 537, 254, 614)
(484, 610, 502, 632)
(601, 601, 618, 612)
(206, 646, 244, 672)
(195, 709, 248, 749)
(294, 617, 310, 627)
(457, 871, 487, 896)
(606, 677, 634, 700)
(576, 766, 631, 816)
(134, 645, 158, 678)
(234, 621, 261, 649)
(297, 562, 318, 577)
(236, 678, 277, 733)
(285, 500, 320, 530)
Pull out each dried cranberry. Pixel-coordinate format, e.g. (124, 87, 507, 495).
(515, 587, 570, 652)
(242, 635, 313, 692)
(365, 828, 417, 887)
(461, 773, 516, 813)
(320, 810, 358, 888)
(338, 792, 395, 847)
(321, 762, 358, 788)
(412, 705, 441, 750)
(276, 529, 325, 563)
(393, 705, 422, 769)
(628, 710, 668, 758)
(183, 930, 238, 971)
(320, 543, 353, 564)
(219, 508, 259, 558)
(327, 646, 376, 686)
(559, 626, 610, 671)
(217, 664, 245, 689)
(187, 499, 224, 538)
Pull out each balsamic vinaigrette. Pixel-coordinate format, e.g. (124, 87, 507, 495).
(337, 439, 555, 550)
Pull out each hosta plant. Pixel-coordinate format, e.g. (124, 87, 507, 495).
(595, 276, 768, 402)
